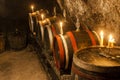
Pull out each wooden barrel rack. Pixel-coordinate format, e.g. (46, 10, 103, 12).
(27, 9, 120, 80)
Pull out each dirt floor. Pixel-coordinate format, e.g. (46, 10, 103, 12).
(0, 45, 49, 80)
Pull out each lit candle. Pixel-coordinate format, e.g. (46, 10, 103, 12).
(100, 31, 104, 47)
(31, 5, 34, 12)
(108, 34, 115, 48)
(41, 14, 44, 20)
(60, 22, 63, 34)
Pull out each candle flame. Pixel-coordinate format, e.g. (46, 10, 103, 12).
(31, 5, 34, 9)
(31, 5, 34, 12)
(109, 34, 115, 43)
(108, 34, 115, 48)
(100, 31, 104, 37)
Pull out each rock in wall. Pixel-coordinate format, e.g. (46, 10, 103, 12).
(57, 0, 120, 44)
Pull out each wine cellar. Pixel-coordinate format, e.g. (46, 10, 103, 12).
(0, 0, 120, 80)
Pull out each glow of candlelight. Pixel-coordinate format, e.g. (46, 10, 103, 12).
(31, 5, 34, 12)
(60, 22, 63, 34)
(108, 34, 115, 48)
(100, 31, 104, 47)
(41, 14, 44, 20)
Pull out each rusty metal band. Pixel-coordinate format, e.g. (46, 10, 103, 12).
(55, 35, 65, 69)
(51, 25, 57, 36)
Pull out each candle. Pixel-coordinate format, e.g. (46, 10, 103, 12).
(60, 22, 63, 34)
(108, 34, 115, 48)
(31, 5, 34, 12)
(100, 31, 104, 47)
(41, 14, 44, 20)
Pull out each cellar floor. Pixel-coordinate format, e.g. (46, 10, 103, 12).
(0, 45, 49, 80)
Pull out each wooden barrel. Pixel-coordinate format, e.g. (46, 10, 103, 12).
(72, 46, 120, 80)
(44, 20, 76, 53)
(28, 9, 49, 36)
(36, 16, 57, 43)
(8, 31, 27, 50)
(53, 30, 99, 74)
(0, 33, 5, 53)
(29, 12, 39, 35)
(37, 15, 63, 45)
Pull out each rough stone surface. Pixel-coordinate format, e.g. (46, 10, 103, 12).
(0, 45, 49, 80)
(57, 0, 120, 44)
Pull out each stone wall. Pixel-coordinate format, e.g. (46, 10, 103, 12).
(57, 0, 120, 44)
